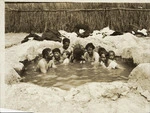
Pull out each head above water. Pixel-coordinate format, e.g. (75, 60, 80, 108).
(73, 47, 85, 61)
(85, 43, 95, 56)
(98, 47, 107, 56)
(52, 48, 61, 60)
(100, 53, 107, 62)
(42, 48, 53, 60)
(108, 50, 115, 60)
(63, 38, 70, 50)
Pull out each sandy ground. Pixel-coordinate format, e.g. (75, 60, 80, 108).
(4, 30, 150, 113)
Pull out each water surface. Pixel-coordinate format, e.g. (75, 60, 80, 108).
(21, 58, 135, 90)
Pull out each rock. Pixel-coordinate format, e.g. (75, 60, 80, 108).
(4, 31, 150, 113)
(13, 62, 24, 73)
(141, 90, 150, 101)
(5, 63, 21, 85)
(64, 82, 130, 102)
(5, 40, 62, 73)
(128, 63, 150, 101)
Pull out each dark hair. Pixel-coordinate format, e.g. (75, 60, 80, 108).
(42, 48, 51, 59)
(108, 50, 115, 56)
(63, 38, 70, 44)
(52, 48, 61, 54)
(98, 47, 108, 56)
(85, 43, 95, 50)
(73, 47, 84, 61)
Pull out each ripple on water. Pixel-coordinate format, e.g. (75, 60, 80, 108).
(21, 59, 135, 90)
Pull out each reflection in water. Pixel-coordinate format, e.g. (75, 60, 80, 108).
(21, 59, 135, 90)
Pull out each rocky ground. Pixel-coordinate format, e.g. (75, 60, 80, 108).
(4, 30, 150, 113)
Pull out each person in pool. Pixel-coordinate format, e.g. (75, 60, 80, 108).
(52, 48, 63, 65)
(98, 47, 108, 67)
(37, 48, 55, 73)
(62, 51, 71, 65)
(71, 44, 85, 63)
(60, 38, 73, 59)
(84, 43, 99, 65)
(107, 50, 120, 69)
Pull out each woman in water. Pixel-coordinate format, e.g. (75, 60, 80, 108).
(84, 43, 99, 66)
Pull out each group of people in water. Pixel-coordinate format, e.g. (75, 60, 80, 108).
(37, 37, 120, 73)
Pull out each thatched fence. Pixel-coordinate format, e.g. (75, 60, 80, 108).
(5, 2, 150, 33)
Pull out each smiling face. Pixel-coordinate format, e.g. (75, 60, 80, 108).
(53, 51, 61, 60)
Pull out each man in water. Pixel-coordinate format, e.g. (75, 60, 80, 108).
(60, 38, 73, 60)
(37, 48, 55, 73)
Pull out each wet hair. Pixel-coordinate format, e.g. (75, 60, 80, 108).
(98, 47, 108, 56)
(73, 47, 85, 61)
(63, 38, 70, 44)
(108, 50, 115, 56)
(52, 48, 61, 54)
(42, 48, 51, 59)
(108, 50, 116, 60)
(85, 43, 95, 50)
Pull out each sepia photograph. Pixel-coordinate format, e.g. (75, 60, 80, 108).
(1, 1, 150, 113)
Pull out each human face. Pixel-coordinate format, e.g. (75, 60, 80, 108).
(45, 51, 53, 61)
(109, 52, 115, 60)
(63, 42, 70, 50)
(101, 54, 106, 62)
(53, 52, 61, 60)
(48, 51, 53, 60)
(87, 47, 93, 56)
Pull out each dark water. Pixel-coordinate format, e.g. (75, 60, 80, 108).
(21, 57, 135, 90)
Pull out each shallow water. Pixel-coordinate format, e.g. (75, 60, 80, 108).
(21, 57, 135, 90)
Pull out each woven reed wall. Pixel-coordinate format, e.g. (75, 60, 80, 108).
(5, 3, 150, 33)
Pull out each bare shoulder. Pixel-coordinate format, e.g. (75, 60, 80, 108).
(38, 59, 46, 66)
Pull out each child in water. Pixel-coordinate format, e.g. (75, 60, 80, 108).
(37, 48, 55, 73)
(99, 52, 108, 68)
(62, 51, 71, 65)
(107, 50, 119, 69)
(98, 47, 108, 68)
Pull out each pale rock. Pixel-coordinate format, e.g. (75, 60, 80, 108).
(6, 40, 62, 72)
(141, 90, 150, 101)
(13, 62, 24, 72)
(92, 30, 101, 35)
(5, 33, 28, 48)
(99, 26, 115, 36)
(4, 31, 150, 113)
(128, 63, 150, 101)
(5, 63, 21, 85)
